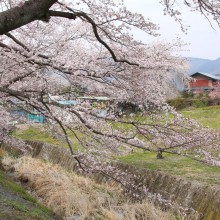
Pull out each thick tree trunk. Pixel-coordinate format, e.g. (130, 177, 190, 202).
(0, 0, 57, 35)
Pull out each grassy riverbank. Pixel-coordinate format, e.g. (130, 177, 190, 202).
(0, 169, 60, 220)
(0, 156, 175, 220)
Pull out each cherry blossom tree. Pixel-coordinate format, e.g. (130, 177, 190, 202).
(162, 0, 220, 31)
(209, 81, 220, 99)
(0, 0, 220, 178)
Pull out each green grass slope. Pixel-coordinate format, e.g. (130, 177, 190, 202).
(0, 169, 61, 220)
(182, 105, 220, 131)
(119, 151, 220, 185)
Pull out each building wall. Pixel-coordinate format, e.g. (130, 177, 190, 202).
(189, 80, 212, 88)
(189, 74, 214, 89)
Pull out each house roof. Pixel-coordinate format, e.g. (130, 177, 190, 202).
(190, 72, 220, 80)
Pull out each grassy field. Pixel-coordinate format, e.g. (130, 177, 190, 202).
(119, 151, 220, 185)
(119, 106, 220, 184)
(119, 106, 220, 185)
(13, 125, 88, 151)
(181, 105, 220, 131)
(14, 106, 220, 143)
(13, 125, 60, 145)
(13, 106, 220, 185)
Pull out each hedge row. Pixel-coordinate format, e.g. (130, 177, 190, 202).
(168, 97, 220, 110)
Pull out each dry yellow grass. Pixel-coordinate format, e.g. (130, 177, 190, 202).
(1, 156, 176, 220)
(0, 148, 6, 158)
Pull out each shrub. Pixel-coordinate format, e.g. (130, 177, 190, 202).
(191, 98, 209, 108)
(168, 97, 211, 110)
(168, 97, 192, 110)
(181, 91, 194, 98)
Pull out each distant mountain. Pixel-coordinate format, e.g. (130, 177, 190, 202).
(187, 57, 220, 75)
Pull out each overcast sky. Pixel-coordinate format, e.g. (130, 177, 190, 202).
(124, 0, 220, 60)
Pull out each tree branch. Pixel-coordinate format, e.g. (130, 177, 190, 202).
(5, 33, 30, 51)
(0, 0, 57, 34)
(48, 9, 139, 66)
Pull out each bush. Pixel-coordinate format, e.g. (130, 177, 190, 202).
(168, 97, 192, 110)
(181, 91, 194, 98)
(168, 97, 210, 110)
(117, 102, 141, 114)
(192, 99, 209, 108)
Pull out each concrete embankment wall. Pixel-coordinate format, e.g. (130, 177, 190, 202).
(1, 141, 220, 220)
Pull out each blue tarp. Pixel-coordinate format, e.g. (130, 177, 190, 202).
(27, 114, 44, 123)
(57, 100, 78, 105)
